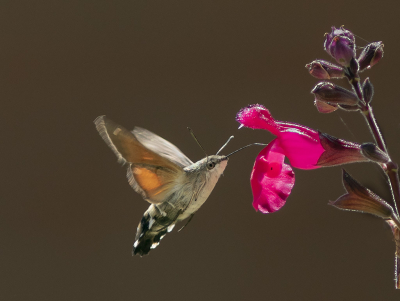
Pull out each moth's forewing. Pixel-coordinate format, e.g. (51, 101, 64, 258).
(95, 116, 184, 204)
(133, 127, 193, 168)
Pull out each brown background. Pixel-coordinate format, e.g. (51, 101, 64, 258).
(2, 0, 400, 300)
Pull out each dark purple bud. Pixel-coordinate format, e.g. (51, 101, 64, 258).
(358, 41, 384, 72)
(317, 132, 369, 167)
(324, 26, 356, 67)
(314, 99, 338, 113)
(312, 82, 359, 106)
(305, 60, 345, 79)
(361, 143, 389, 163)
(324, 26, 355, 52)
(329, 170, 395, 219)
(362, 78, 374, 103)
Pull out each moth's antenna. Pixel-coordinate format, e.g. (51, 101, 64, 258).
(216, 135, 234, 155)
(226, 143, 267, 157)
(187, 127, 208, 160)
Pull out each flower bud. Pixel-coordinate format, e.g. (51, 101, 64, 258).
(305, 60, 345, 79)
(317, 132, 369, 167)
(361, 143, 389, 163)
(358, 41, 384, 72)
(324, 26, 356, 67)
(362, 78, 374, 104)
(311, 82, 359, 106)
(329, 170, 395, 219)
(324, 26, 355, 47)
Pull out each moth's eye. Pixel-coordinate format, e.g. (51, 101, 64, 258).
(207, 162, 216, 170)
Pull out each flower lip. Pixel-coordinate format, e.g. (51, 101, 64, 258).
(314, 99, 338, 114)
(250, 139, 295, 213)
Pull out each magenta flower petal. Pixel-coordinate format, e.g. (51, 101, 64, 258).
(236, 104, 281, 135)
(277, 122, 325, 170)
(251, 139, 295, 213)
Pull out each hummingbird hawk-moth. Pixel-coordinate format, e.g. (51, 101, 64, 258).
(95, 116, 230, 256)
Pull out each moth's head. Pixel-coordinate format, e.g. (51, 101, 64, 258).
(198, 155, 228, 175)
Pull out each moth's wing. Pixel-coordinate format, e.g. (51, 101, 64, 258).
(132, 127, 193, 167)
(126, 165, 181, 204)
(94, 116, 184, 204)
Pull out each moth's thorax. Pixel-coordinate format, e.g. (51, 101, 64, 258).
(176, 155, 228, 220)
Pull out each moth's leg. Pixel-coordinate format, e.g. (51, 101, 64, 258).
(178, 214, 195, 232)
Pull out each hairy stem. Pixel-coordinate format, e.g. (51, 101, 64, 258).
(387, 162, 400, 216)
(361, 105, 388, 153)
(350, 78, 363, 103)
(348, 70, 400, 216)
(361, 105, 399, 215)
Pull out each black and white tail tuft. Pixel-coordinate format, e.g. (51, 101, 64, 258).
(132, 208, 175, 256)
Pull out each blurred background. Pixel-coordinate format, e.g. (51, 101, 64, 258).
(2, 0, 400, 300)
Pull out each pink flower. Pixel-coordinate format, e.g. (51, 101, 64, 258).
(237, 104, 367, 213)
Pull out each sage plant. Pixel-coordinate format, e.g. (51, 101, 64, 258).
(308, 26, 400, 288)
(237, 26, 400, 288)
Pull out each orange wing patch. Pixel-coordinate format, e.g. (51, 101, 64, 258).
(131, 165, 178, 203)
(133, 167, 162, 192)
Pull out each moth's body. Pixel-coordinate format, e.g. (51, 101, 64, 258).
(134, 156, 227, 255)
(94, 116, 228, 256)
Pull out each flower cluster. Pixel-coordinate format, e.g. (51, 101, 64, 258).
(306, 26, 384, 113)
